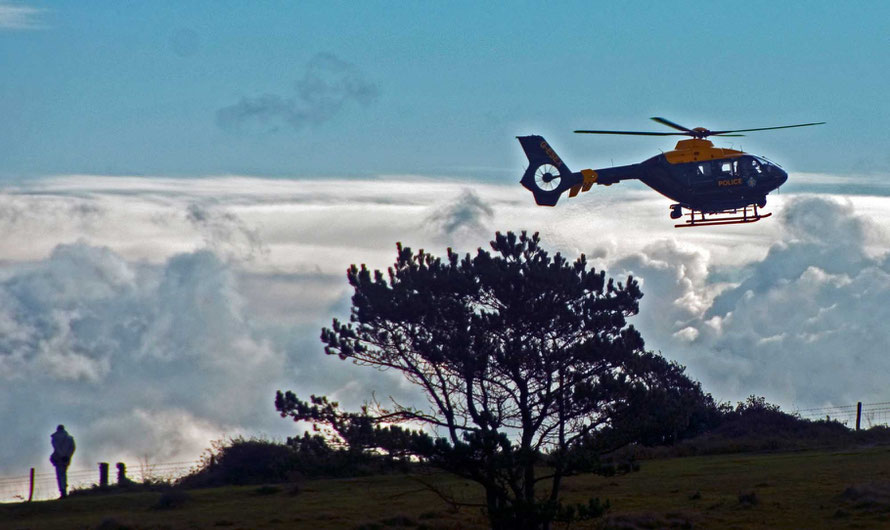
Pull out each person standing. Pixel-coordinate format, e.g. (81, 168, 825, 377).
(50, 425, 76, 498)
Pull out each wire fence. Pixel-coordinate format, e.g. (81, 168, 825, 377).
(792, 401, 890, 428)
(0, 460, 201, 504)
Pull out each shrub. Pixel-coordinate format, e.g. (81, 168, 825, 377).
(179, 436, 294, 488)
(626, 395, 890, 459)
(179, 434, 416, 489)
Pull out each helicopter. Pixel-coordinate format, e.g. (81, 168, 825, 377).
(517, 117, 824, 227)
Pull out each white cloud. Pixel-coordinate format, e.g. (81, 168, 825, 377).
(608, 195, 890, 409)
(86, 408, 225, 466)
(0, 2, 44, 29)
(216, 53, 378, 133)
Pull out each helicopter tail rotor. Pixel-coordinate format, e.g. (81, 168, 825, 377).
(517, 135, 583, 206)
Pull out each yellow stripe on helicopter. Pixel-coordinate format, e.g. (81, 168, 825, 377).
(569, 169, 598, 198)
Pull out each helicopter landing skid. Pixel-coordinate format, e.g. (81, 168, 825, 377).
(673, 205, 771, 228)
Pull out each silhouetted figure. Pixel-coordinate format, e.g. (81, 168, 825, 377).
(50, 425, 75, 498)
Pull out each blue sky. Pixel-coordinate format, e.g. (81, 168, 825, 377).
(2, 1, 887, 179)
(5, 2, 890, 493)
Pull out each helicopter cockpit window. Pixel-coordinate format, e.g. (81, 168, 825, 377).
(749, 158, 762, 174)
(721, 162, 733, 175)
(754, 156, 774, 173)
(736, 156, 762, 176)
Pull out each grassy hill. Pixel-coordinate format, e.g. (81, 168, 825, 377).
(3, 445, 890, 529)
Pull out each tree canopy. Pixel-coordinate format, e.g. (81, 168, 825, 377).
(277, 231, 716, 529)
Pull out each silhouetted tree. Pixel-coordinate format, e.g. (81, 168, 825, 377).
(277, 231, 713, 529)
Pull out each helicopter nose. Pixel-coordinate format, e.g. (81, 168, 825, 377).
(775, 166, 788, 186)
(766, 163, 787, 186)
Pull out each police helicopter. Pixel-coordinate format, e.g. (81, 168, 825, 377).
(517, 117, 824, 227)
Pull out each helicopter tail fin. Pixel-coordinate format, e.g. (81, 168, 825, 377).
(517, 135, 584, 206)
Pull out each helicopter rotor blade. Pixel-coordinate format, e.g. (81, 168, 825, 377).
(709, 122, 826, 135)
(650, 117, 693, 133)
(576, 120, 823, 139)
(574, 129, 685, 136)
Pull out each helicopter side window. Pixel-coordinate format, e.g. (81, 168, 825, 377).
(697, 163, 712, 177)
(721, 162, 733, 175)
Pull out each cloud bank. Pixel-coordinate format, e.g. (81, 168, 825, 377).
(2, 174, 890, 486)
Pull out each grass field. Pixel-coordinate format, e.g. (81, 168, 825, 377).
(3, 445, 890, 529)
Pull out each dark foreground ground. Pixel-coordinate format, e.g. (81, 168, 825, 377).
(3, 445, 890, 529)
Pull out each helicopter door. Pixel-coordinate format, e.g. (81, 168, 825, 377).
(691, 161, 717, 187)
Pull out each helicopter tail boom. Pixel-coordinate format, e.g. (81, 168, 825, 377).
(517, 135, 631, 206)
(517, 135, 586, 206)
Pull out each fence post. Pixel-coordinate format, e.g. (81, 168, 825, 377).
(99, 462, 109, 488)
(28, 468, 34, 502)
(856, 402, 862, 431)
(117, 462, 128, 485)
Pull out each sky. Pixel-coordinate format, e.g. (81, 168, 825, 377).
(2, 1, 890, 488)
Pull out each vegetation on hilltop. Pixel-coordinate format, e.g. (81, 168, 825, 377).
(7, 447, 890, 529)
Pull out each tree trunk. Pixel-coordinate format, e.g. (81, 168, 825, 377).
(486, 486, 546, 530)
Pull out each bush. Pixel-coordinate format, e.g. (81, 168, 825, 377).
(179, 434, 416, 489)
(626, 395, 890, 459)
(179, 437, 295, 488)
